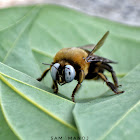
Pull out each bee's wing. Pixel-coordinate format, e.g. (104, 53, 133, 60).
(78, 31, 109, 52)
(78, 31, 112, 63)
(89, 31, 109, 54)
(85, 31, 109, 62)
(87, 55, 117, 64)
(78, 44, 95, 50)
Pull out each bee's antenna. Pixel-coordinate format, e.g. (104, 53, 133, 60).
(42, 62, 59, 74)
(42, 63, 53, 66)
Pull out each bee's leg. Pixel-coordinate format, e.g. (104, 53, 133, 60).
(97, 63, 119, 87)
(97, 72, 124, 94)
(72, 70, 85, 102)
(52, 80, 58, 94)
(37, 68, 50, 81)
(72, 84, 81, 102)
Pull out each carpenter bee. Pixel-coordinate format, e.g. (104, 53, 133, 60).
(37, 31, 124, 102)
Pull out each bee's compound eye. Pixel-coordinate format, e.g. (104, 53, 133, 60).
(65, 65, 75, 83)
(50, 63, 60, 81)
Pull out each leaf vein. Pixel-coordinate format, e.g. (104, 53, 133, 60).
(99, 100, 140, 140)
(2, 6, 41, 63)
(0, 6, 37, 32)
(0, 74, 77, 132)
(37, 22, 65, 48)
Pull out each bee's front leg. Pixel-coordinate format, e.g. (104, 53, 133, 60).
(37, 68, 50, 81)
(72, 70, 85, 102)
(52, 80, 58, 94)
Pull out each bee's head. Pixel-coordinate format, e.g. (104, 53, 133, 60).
(50, 63, 76, 86)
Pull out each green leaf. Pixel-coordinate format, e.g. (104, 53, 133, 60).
(0, 4, 140, 139)
(0, 5, 140, 101)
(0, 107, 18, 140)
(0, 63, 78, 139)
(73, 63, 140, 139)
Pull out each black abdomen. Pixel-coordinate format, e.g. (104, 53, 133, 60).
(85, 63, 104, 80)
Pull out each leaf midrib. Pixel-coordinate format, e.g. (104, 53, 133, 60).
(0, 73, 77, 133)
